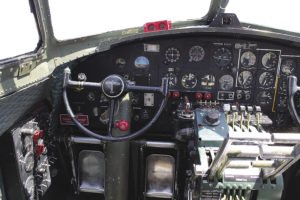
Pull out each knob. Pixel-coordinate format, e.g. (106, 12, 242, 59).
(115, 120, 130, 131)
(205, 110, 220, 125)
(204, 92, 212, 101)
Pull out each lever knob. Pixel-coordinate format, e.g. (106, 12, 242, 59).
(205, 110, 220, 125)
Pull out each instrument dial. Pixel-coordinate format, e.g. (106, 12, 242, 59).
(166, 73, 178, 88)
(115, 58, 126, 69)
(219, 75, 234, 90)
(201, 74, 215, 89)
(281, 59, 296, 76)
(189, 45, 205, 62)
(213, 47, 233, 67)
(262, 52, 278, 69)
(134, 56, 150, 70)
(77, 73, 87, 81)
(165, 47, 180, 63)
(181, 73, 197, 89)
(256, 91, 273, 105)
(259, 72, 275, 88)
(238, 71, 253, 88)
(241, 51, 256, 67)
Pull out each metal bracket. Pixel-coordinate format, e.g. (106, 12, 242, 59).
(209, 13, 241, 28)
(18, 61, 36, 77)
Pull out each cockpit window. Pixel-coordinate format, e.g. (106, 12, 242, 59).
(49, 0, 211, 40)
(0, 1, 39, 60)
(227, 0, 299, 33)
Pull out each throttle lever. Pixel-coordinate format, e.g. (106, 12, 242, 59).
(288, 76, 300, 125)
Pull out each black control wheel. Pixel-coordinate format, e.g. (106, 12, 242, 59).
(288, 76, 300, 126)
(62, 68, 169, 141)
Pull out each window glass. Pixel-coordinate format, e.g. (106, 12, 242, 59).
(49, 0, 211, 40)
(0, 1, 39, 60)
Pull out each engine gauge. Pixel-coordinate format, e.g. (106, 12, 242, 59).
(189, 45, 205, 62)
(256, 91, 273, 105)
(219, 75, 234, 90)
(262, 52, 278, 69)
(201, 74, 215, 88)
(259, 72, 275, 88)
(166, 73, 178, 88)
(281, 59, 296, 76)
(116, 58, 126, 69)
(238, 71, 253, 88)
(240, 51, 256, 67)
(77, 73, 87, 81)
(134, 56, 150, 70)
(165, 47, 180, 63)
(213, 47, 233, 67)
(181, 73, 197, 89)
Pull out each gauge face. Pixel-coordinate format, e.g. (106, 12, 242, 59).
(219, 75, 234, 90)
(24, 152, 34, 172)
(201, 74, 215, 88)
(262, 52, 278, 69)
(87, 92, 96, 101)
(238, 71, 253, 88)
(165, 47, 180, 63)
(181, 73, 197, 89)
(281, 59, 296, 76)
(116, 58, 126, 69)
(259, 72, 275, 88)
(166, 73, 178, 88)
(241, 51, 256, 67)
(256, 91, 273, 105)
(189, 45, 205, 62)
(77, 73, 87, 81)
(213, 47, 233, 67)
(134, 56, 150, 70)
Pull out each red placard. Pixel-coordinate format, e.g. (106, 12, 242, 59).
(60, 114, 89, 126)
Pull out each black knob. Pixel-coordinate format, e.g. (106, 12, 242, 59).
(205, 110, 220, 125)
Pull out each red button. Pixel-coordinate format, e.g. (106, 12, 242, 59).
(195, 92, 203, 100)
(115, 120, 130, 132)
(35, 143, 45, 157)
(204, 92, 212, 100)
(172, 91, 180, 98)
(33, 130, 44, 144)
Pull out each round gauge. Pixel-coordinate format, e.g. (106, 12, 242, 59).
(166, 73, 178, 88)
(241, 51, 256, 67)
(238, 71, 253, 88)
(219, 75, 234, 90)
(256, 91, 273, 106)
(77, 73, 87, 81)
(201, 74, 215, 88)
(116, 58, 126, 69)
(134, 56, 150, 70)
(262, 52, 278, 69)
(165, 47, 180, 63)
(189, 45, 205, 62)
(181, 73, 197, 89)
(259, 72, 275, 88)
(87, 92, 96, 101)
(213, 47, 233, 67)
(281, 59, 296, 76)
(24, 152, 34, 172)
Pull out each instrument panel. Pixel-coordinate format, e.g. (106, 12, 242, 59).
(69, 35, 300, 128)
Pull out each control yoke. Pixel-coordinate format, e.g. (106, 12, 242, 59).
(288, 76, 300, 125)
